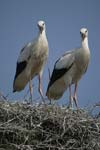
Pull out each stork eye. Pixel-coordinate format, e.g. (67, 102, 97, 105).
(85, 30, 87, 33)
(42, 23, 44, 26)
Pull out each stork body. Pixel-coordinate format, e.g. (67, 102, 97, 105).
(13, 21, 49, 102)
(46, 28, 90, 108)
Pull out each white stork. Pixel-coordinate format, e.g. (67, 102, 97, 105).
(13, 20, 49, 103)
(46, 28, 90, 108)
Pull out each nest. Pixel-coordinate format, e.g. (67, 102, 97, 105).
(0, 100, 100, 150)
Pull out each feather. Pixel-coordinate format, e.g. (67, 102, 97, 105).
(47, 62, 74, 90)
(14, 61, 27, 82)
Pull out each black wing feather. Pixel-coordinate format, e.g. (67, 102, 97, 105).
(47, 62, 74, 90)
(14, 61, 27, 80)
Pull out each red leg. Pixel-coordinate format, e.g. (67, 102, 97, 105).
(38, 73, 45, 103)
(73, 83, 78, 108)
(68, 84, 73, 108)
(29, 78, 33, 104)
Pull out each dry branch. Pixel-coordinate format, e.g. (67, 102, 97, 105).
(0, 100, 100, 150)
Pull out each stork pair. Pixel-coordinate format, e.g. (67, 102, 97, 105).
(13, 20, 90, 108)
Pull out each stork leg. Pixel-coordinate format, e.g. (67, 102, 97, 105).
(73, 83, 78, 109)
(68, 84, 73, 109)
(29, 78, 33, 104)
(38, 73, 45, 103)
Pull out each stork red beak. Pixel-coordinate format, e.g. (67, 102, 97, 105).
(81, 33, 86, 40)
(38, 24, 43, 33)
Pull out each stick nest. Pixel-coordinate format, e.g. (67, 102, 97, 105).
(0, 100, 100, 150)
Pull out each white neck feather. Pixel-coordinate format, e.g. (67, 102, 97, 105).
(39, 29, 46, 37)
(38, 29, 48, 45)
(82, 37, 89, 50)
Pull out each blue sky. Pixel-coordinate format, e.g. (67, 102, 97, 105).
(0, 0, 100, 107)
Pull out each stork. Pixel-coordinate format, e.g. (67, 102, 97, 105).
(13, 20, 49, 103)
(46, 28, 90, 108)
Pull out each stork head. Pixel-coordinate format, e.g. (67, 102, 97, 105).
(37, 20, 45, 33)
(80, 28, 88, 40)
